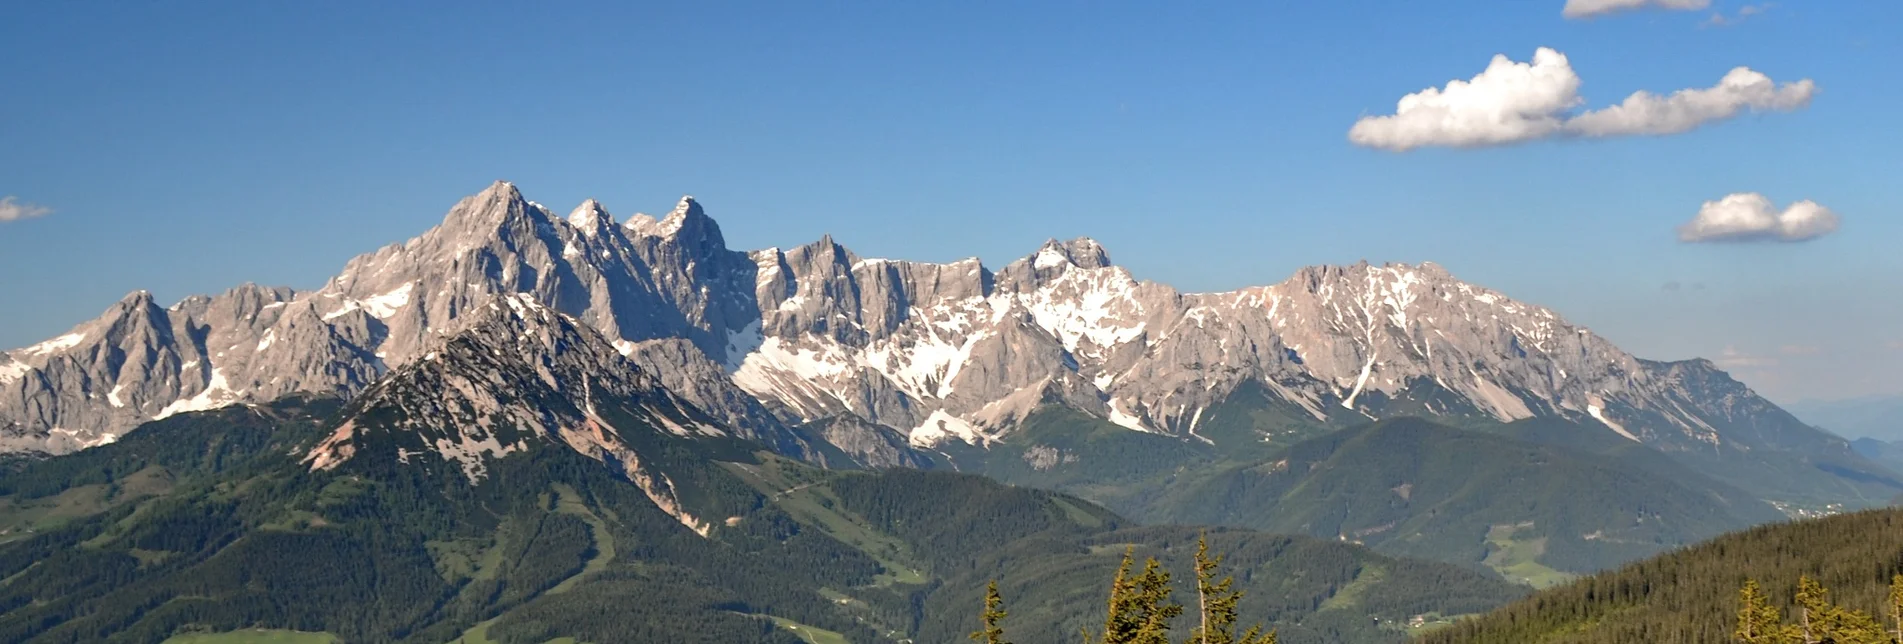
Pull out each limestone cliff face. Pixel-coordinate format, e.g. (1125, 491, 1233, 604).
(2, 182, 1846, 466)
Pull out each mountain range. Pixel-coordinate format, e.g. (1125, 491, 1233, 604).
(0, 300, 1524, 643)
(3, 180, 1898, 579)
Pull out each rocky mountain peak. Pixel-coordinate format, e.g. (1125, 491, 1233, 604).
(115, 289, 155, 307)
(567, 199, 613, 235)
(785, 234, 859, 272)
(300, 294, 731, 534)
(636, 195, 729, 257)
(434, 179, 539, 237)
(658, 195, 702, 233)
(1022, 237, 1114, 271)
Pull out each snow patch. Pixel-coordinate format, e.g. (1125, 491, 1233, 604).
(1106, 399, 1158, 433)
(1587, 399, 1640, 442)
(154, 367, 240, 419)
(362, 283, 415, 318)
(611, 339, 638, 357)
(0, 359, 29, 384)
(1020, 268, 1148, 356)
(1341, 355, 1376, 409)
(909, 409, 985, 447)
(1034, 247, 1070, 270)
(722, 320, 764, 372)
(24, 332, 86, 356)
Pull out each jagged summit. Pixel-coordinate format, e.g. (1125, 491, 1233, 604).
(1012, 237, 1114, 273)
(670, 195, 698, 216)
(435, 178, 539, 235)
(567, 199, 612, 234)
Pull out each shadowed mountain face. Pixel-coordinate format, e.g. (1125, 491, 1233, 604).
(2, 181, 1894, 507)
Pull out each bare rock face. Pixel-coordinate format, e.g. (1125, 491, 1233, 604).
(302, 295, 743, 534)
(0, 182, 1848, 471)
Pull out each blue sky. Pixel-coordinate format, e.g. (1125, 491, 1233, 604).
(2, 1, 1898, 402)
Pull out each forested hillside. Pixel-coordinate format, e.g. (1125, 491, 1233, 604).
(967, 412, 1790, 582)
(0, 399, 1522, 643)
(1419, 508, 1903, 644)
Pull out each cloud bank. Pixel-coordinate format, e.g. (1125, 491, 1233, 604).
(1566, 67, 1814, 136)
(1677, 193, 1840, 243)
(1347, 48, 1816, 151)
(0, 197, 52, 223)
(1563, 0, 1709, 19)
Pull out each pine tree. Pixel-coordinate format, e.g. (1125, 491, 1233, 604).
(1131, 556, 1183, 644)
(1092, 547, 1145, 644)
(1888, 574, 1903, 644)
(1087, 546, 1184, 644)
(1793, 576, 1887, 644)
(1798, 576, 1824, 644)
(1184, 533, 1277, 644)
(971, 580, 1012, 644)
(1735, 579, 1784, 644)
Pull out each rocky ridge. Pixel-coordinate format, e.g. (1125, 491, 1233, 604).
(0, 182, 1855, 477)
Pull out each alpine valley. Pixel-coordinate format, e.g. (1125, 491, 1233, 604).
(2, 182, 1897, 642)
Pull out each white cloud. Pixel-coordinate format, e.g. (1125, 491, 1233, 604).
(0, 196, 52, 222)
(1347, 48, 1580, 151)
(1677, 193, 1840, 243)
(1564, 0, 1709, 19)
(1713, 346, 1776, 369)
(1348, 48, 1816, 151)
(1566, 67, 1814, 136)
(1703, 3, 1773, 27)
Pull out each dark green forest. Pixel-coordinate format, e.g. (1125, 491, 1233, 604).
(0, 398, 1521, 643)
(1420, 508, 1903, 644)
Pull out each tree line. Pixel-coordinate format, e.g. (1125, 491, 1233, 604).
(971, 533, 1278, 644)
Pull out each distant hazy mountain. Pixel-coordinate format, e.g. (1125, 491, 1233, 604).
(1786, 394, 1903, 441)
(1850, 437, 1903, 477)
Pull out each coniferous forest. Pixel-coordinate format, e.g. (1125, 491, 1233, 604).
(0, 399, 1523, 643)
(1422, 508, 1903, 644)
